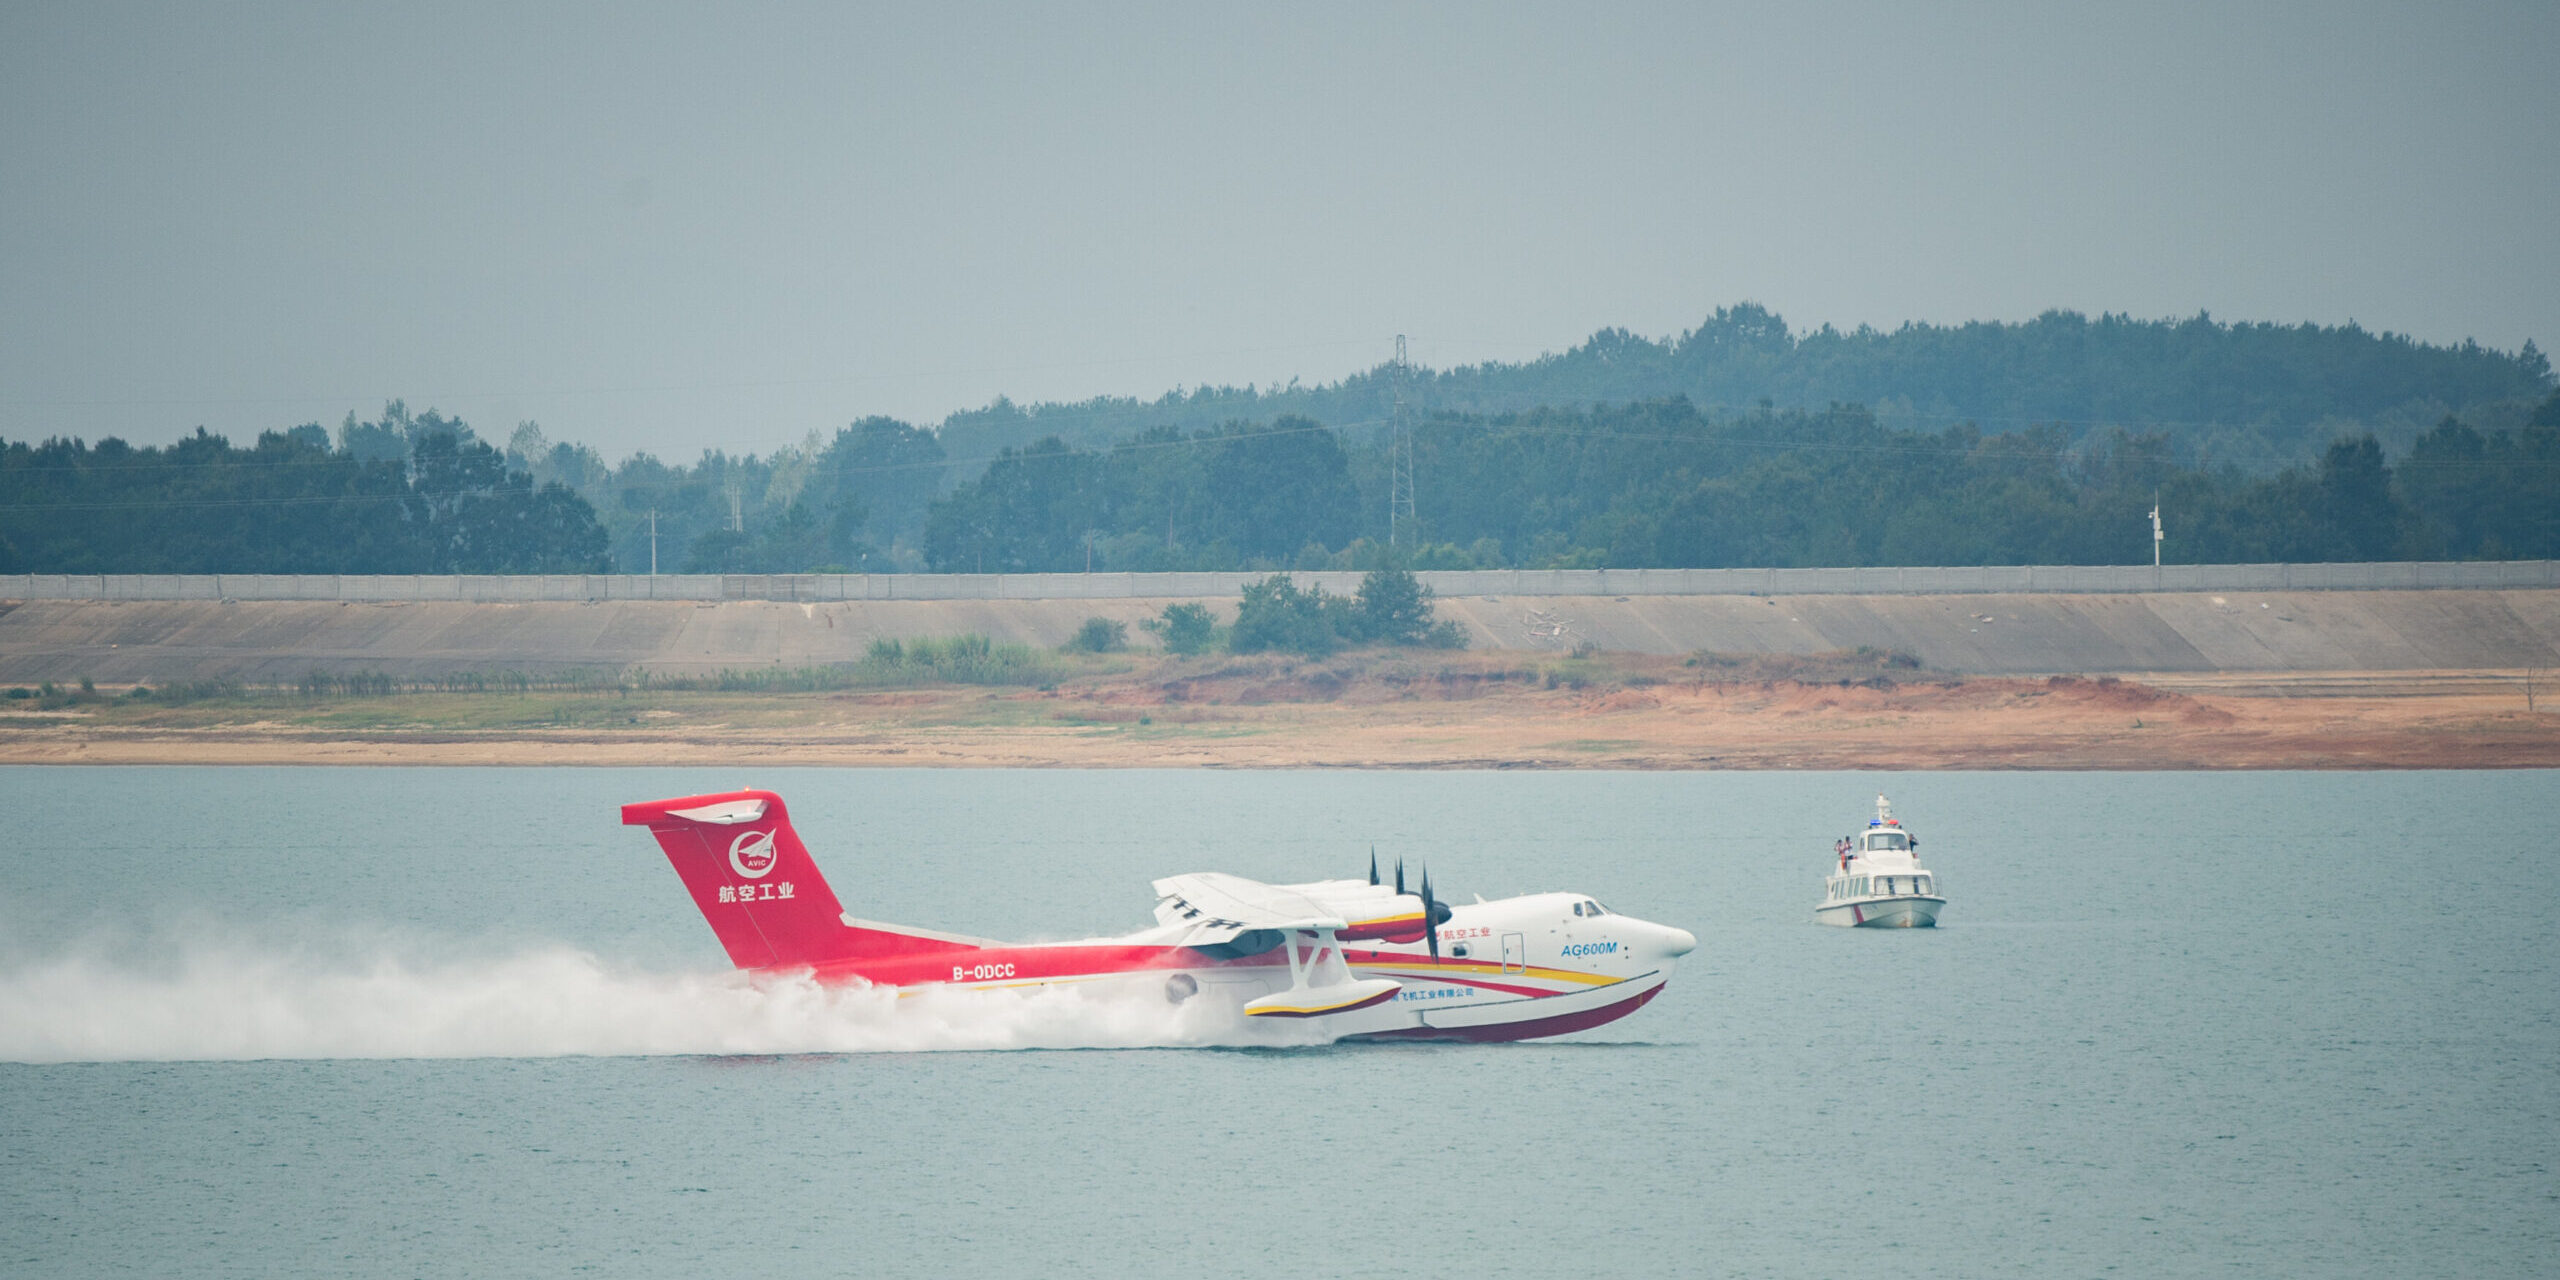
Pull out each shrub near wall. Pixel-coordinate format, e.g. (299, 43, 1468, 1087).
(1229, 568, 1466, 657)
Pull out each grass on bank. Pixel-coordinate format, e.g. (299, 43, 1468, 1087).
(0, 642, 1943, 735)
(0, 632, 1111, 732)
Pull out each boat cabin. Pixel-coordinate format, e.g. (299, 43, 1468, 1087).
(1829, 795, 1933, 896)
(1860, 828, 1912, 855)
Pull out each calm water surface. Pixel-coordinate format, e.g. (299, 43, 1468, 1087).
(1, 768, 2552, 1277)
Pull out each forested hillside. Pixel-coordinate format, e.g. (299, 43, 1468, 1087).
(940, 307, 2552, 475)
(922, 394, 2560, 573)
(2, 307, 2551, 575)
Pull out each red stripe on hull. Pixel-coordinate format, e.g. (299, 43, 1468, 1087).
(1350, 982, 1665, 1044)
(795, 942, 1217, 988)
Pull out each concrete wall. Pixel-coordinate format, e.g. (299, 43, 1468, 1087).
(3, 589, 2555, 683)
(4, 560, 2555, 603)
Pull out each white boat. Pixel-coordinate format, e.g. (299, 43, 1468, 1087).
(1816, 795, 1945, 928)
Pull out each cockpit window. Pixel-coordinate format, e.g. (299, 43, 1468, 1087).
(1572, 902, 1585, 916)
(1585, 901, 1606, 916)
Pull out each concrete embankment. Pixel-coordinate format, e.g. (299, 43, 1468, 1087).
(2, 589, 2554, 683)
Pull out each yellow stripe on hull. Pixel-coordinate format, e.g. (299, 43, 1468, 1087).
(1354, 960, 1617, 987)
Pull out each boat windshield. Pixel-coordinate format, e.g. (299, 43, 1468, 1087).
(1865, 832, 1909, 851)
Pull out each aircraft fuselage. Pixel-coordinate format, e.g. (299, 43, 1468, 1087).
(801, 894, 1696, 1043)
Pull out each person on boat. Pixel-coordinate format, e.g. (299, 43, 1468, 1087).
(1836, 836, 1852, 869)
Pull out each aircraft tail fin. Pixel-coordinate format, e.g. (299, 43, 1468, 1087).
(620, 790, 979, 971)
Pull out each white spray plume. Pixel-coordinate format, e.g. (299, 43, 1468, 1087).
(0, 934, 1334, 1063)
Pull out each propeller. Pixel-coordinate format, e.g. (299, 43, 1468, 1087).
(1376, 852, 1453, 959)
(1420, 865, 1439, 959)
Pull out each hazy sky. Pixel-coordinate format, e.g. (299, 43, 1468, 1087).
(4, 2, 2553, 462)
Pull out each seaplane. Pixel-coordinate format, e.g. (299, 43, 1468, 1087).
(622, 788, 1698, 1042)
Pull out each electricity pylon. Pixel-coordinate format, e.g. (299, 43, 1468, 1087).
(1388, 335, 1416, 547)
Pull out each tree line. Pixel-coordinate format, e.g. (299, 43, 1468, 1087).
(918, 392, 2560, 572)
(938, 305, 2551, 476)
(2, 305, 2552, 574)
(0, 407, 606, 574)
(535, 304, 2558, 575)
(7, 392, 2554, 575)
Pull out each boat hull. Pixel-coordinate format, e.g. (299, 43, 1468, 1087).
(1344, 970, 1670, 1042)
(1814, 896, 1944, 928)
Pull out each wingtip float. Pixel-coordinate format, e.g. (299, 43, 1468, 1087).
(623, 788, 1697, 1043)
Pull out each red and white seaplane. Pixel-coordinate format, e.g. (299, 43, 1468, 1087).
(623, 789, 1697, 1042)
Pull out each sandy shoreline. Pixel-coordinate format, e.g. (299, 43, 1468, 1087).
(3, 668, 2552, 769)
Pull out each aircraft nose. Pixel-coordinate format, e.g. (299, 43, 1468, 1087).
(1627, 919, 1695, 959)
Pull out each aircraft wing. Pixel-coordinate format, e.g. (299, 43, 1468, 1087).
(1151, 872, 1343, 934)
(1153, 872, 1407, 1019)
(1152, 872, 1431, 944)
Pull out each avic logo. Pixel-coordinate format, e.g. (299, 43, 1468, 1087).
(728, 828, 780, 879)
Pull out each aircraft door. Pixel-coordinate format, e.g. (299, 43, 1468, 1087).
(1501, 931, 1526, 974)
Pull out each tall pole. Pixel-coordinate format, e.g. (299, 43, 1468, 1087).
(2150, 496, 2163, 569)
(648, 509, 659, 575)
(1388, 335, 1416, 548)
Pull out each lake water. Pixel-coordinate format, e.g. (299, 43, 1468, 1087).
(1, 768, 2553, 1277)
